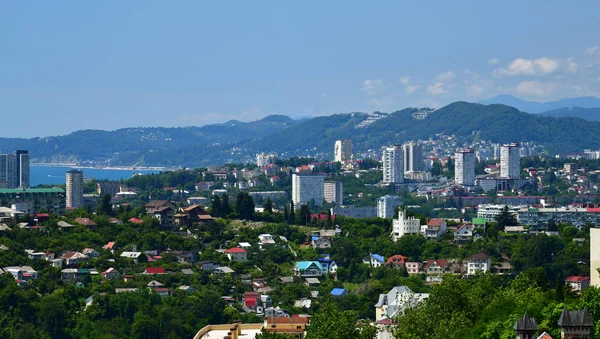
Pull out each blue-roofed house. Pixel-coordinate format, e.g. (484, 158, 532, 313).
(317, 258, 338, 274)
(363, 253, 385, 268)
(330, 288, 349, 296)
(293, 261, 324, 277)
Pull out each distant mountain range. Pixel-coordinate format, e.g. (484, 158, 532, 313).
(4, 101, 600, 168)
(478, 95, 600, 114)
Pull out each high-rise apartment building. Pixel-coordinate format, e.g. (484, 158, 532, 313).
(334, 140, 353, 163)
(500, 143, 521, 179)
(377, 195, 403, 219)
(324, 181, 343, 205)
(66, 170, 84, 208)
(0, 150, 30, 189)
(455, 149, 476, 186)
(292, 174, 324, 206)
(403, 141, 423, 173)
(382, 145, 404, 184)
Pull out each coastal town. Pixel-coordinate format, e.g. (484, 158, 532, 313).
(0, 137, 598, 338)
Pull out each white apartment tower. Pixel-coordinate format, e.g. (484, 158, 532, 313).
(292, 173, 325, 206)
(392, 209, 421, 241)
(403, 141, 423, 173)
(455, 149, 476, 186)
(377, 195, 403, 219)
(382, 145, 404, 184)
(334, 140, 353, 163)
(66, 169, 84, 208)
(324, 181, 343, 205)
(500, 143, 521, 179)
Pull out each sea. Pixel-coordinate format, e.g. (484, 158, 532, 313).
(30, 165, 162, 186)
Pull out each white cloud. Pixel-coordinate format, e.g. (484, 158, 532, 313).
(466, 83, 484, 97)
(427, 82, 448, 95)
(515, 81, 557, 97)
(494, 57, 559, 76)
(488, 58, 500, 65)
(399, 76, 410, 85)
(405, 84, 421, 94)
(362, 79, 383, 96)
(566, 57, 578, 73)
(436, 71, 456, 82)
(586, 46, 600, 55)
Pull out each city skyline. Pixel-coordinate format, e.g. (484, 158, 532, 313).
(1, 1, 600, 137)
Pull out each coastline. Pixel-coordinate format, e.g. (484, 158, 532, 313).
(30, 163, 168, 171)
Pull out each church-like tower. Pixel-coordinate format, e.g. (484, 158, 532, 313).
(514, 312, 538, 339)
(557, 307, 593, 339)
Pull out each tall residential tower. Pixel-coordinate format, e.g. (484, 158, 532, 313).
(66, 170, 84, 208)
(334, 140, 353, 163)
(292, 173, 325, 206)
(455, 149, 476, 186)
(382, 145, 404, 184)
(0, 150, 30, 189)
(403, 141, 423, 173)
(500, 143, 521, 179)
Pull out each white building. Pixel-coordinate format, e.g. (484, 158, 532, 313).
(477, 204, 523, 222)
(382, 145, 403, 184)
(392, 209, 421, 242)
(375, 286, 429, 321)
(377, 195, 403, 219)
(334, 140, 353, 163)
(66, 170, 84, 208)
(455, 149, 475, 186)
(403, 142, 423, 173)
(292, 174, 324, 206)
(324, 181, 343, 205)
(466, 253, 491, 275)
(256, 153, 276, 167)
(500, 143, 521, 179)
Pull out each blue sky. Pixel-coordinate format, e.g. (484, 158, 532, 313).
(1, 1, 600, 137)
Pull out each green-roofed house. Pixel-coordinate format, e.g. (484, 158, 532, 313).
(293, 261, 324, 278)
(472, 218, 486, 228)
(0, 188, 66, 214)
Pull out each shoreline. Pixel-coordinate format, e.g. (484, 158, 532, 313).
(30, 163, 168, 171)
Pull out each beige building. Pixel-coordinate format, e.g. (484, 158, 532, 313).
(324, 181, 343, 205)
(591, 228, 600, 287)
(334, 140, 353, 163)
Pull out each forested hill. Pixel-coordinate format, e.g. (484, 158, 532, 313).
(1, 103, 600, 167)
(537, 107, 600, 121)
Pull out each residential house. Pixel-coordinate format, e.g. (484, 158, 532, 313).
(330, 288, 349, 297)
(102, 267, 120, 280)
(197, 261, 219, 271)
(454, 224, 474, 243)
(144, 267, 166, 275)
(103, 241, 116, 254)
(175, 204, 213, 227)
(62, 268, 94, 283)
(108, 218, 123, 225)
(405, 262, 423, 275)
(363, 253, 385, 268)
(152, 287, 172, 297)
(144, 200, 176, 228)
(178, 285, 196, 292)
(566, 276, 590, 293)
(224, 247, 247, 262)
(194, 181, 214, 191)
(424, 259, 449, 283)
(317, 257, 338, 274)
(161, 250, 199, 264)
(293, 261, 324, 277)
(120, 251, 143, 263)
(60, 251, 89, 266)
(258, 234, 276, 249)
(467, 253, 491, 275)
(423, 218, 447, 239)
(180, 268, 194, 275)
(311, 237, 331, 249)
(75, 218, 97, 229)
(147, 280, 164, 288)
(213, 266, 234, 274)
(375, 286, 430, 321)
(244, 291, 260, 310)
(386, 254, 408, 269)
(82, 248, 99, 258)
(4, 266, 38, 281)
(305, 277, 321, 287)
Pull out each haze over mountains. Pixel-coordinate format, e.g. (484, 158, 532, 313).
(2, 96, 600, 168)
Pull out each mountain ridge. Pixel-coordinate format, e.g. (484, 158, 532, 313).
(477, 95, 600, 113)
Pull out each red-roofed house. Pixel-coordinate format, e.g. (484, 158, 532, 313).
(244, 291, 259, 309)
(424, 218, 447, 239)
(103, 242, 116, 254)
(425, 259, 449, 283)
(128, 217, 143, 224)
(144, 267, 166, 275)
(386, 254, 408, 268)
(454, 224, 474, 243)
(224, 247, 247, 262)
(566, 276, 590, 292)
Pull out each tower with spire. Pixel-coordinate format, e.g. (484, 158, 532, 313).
(514, 312, 538, 339)
(557, 307, 593, 339)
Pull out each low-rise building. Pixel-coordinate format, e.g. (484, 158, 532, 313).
(566, 276, 590, 293)
(224, 247, 247, 262)
(454, 224, 474, 242)
(375, 286, 429, 321)
(392, 209, 422, 241)
(466, 253, 491, 275)
(423, 218, 447, 239)
(293, 261, 325, 277)
(386, 254, 408, 269)
(405, 262, 423, 275)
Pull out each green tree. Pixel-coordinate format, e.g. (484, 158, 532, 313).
(97, 193, 113, 215)
(264, 198, 273, 214)
(305, 303, 378, 339)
